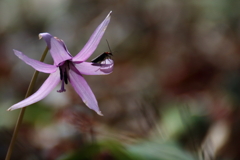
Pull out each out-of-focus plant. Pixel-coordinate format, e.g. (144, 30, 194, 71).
(59, 139, 196, 160)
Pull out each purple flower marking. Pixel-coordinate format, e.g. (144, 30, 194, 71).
(8, 11, 113, 116)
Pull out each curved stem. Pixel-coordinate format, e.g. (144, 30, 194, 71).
(5, 47, 49, 160)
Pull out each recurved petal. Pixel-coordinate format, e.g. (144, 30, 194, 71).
(72, 11, 112, 62)
(39, 33, 72, 66)
(74, 59, 114, 75)
(68, 69, 103, 116)
(98, 59, 114, 73)
(14, 50, 57, 73)
(8, 71, 60, 111)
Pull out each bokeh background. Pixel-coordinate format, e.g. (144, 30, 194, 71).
(1, 0, 240, 160)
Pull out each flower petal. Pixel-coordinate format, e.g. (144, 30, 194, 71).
(98, 59, 114, 73)
(74, 59, 114, 75)
(72, 11, 112, 62)
(8, 71, 60, 111)
(68, 68, 103, 116)
(39, 33, 72, 65)
(14, 50, 57, 73)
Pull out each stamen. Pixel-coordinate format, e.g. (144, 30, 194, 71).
(64, 70, 68, 84)
(57, 61, 70, 92)
(59, 67, 63, 80)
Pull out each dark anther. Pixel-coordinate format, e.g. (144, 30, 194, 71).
(64, 70, 68, 84)
(59, 67, 63, 80)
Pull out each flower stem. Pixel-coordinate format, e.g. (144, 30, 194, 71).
(5, 47, 49, 160)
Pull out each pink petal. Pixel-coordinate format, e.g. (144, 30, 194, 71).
(14, 50, 57, 73)
(39, 33, 72, 66)
(68, 69, 103, 116)
(98, 59, 114, 73)
(8, 71, 60, 111)
(74, 59, 114, 75)
(72, 11, 112, 62)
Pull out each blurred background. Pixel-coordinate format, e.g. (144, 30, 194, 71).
(1, 0, 240, 159)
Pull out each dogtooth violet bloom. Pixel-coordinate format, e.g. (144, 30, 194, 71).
(8, 11, 113, 116)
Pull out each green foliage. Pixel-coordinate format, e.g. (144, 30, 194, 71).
(23, 103, 54, 125)
(127, 140, 196, 160)
(58, 140, 140, 160)
(58, 139, 196, 160)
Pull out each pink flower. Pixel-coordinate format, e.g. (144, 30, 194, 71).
(8, 11, 113, 116)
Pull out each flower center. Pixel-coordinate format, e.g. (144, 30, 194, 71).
(58, 61, 70, 92)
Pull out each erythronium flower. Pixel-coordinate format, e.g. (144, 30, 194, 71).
(8, 11, 113, 116)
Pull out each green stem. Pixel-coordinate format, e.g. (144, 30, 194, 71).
(5, 47, 49, 160)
